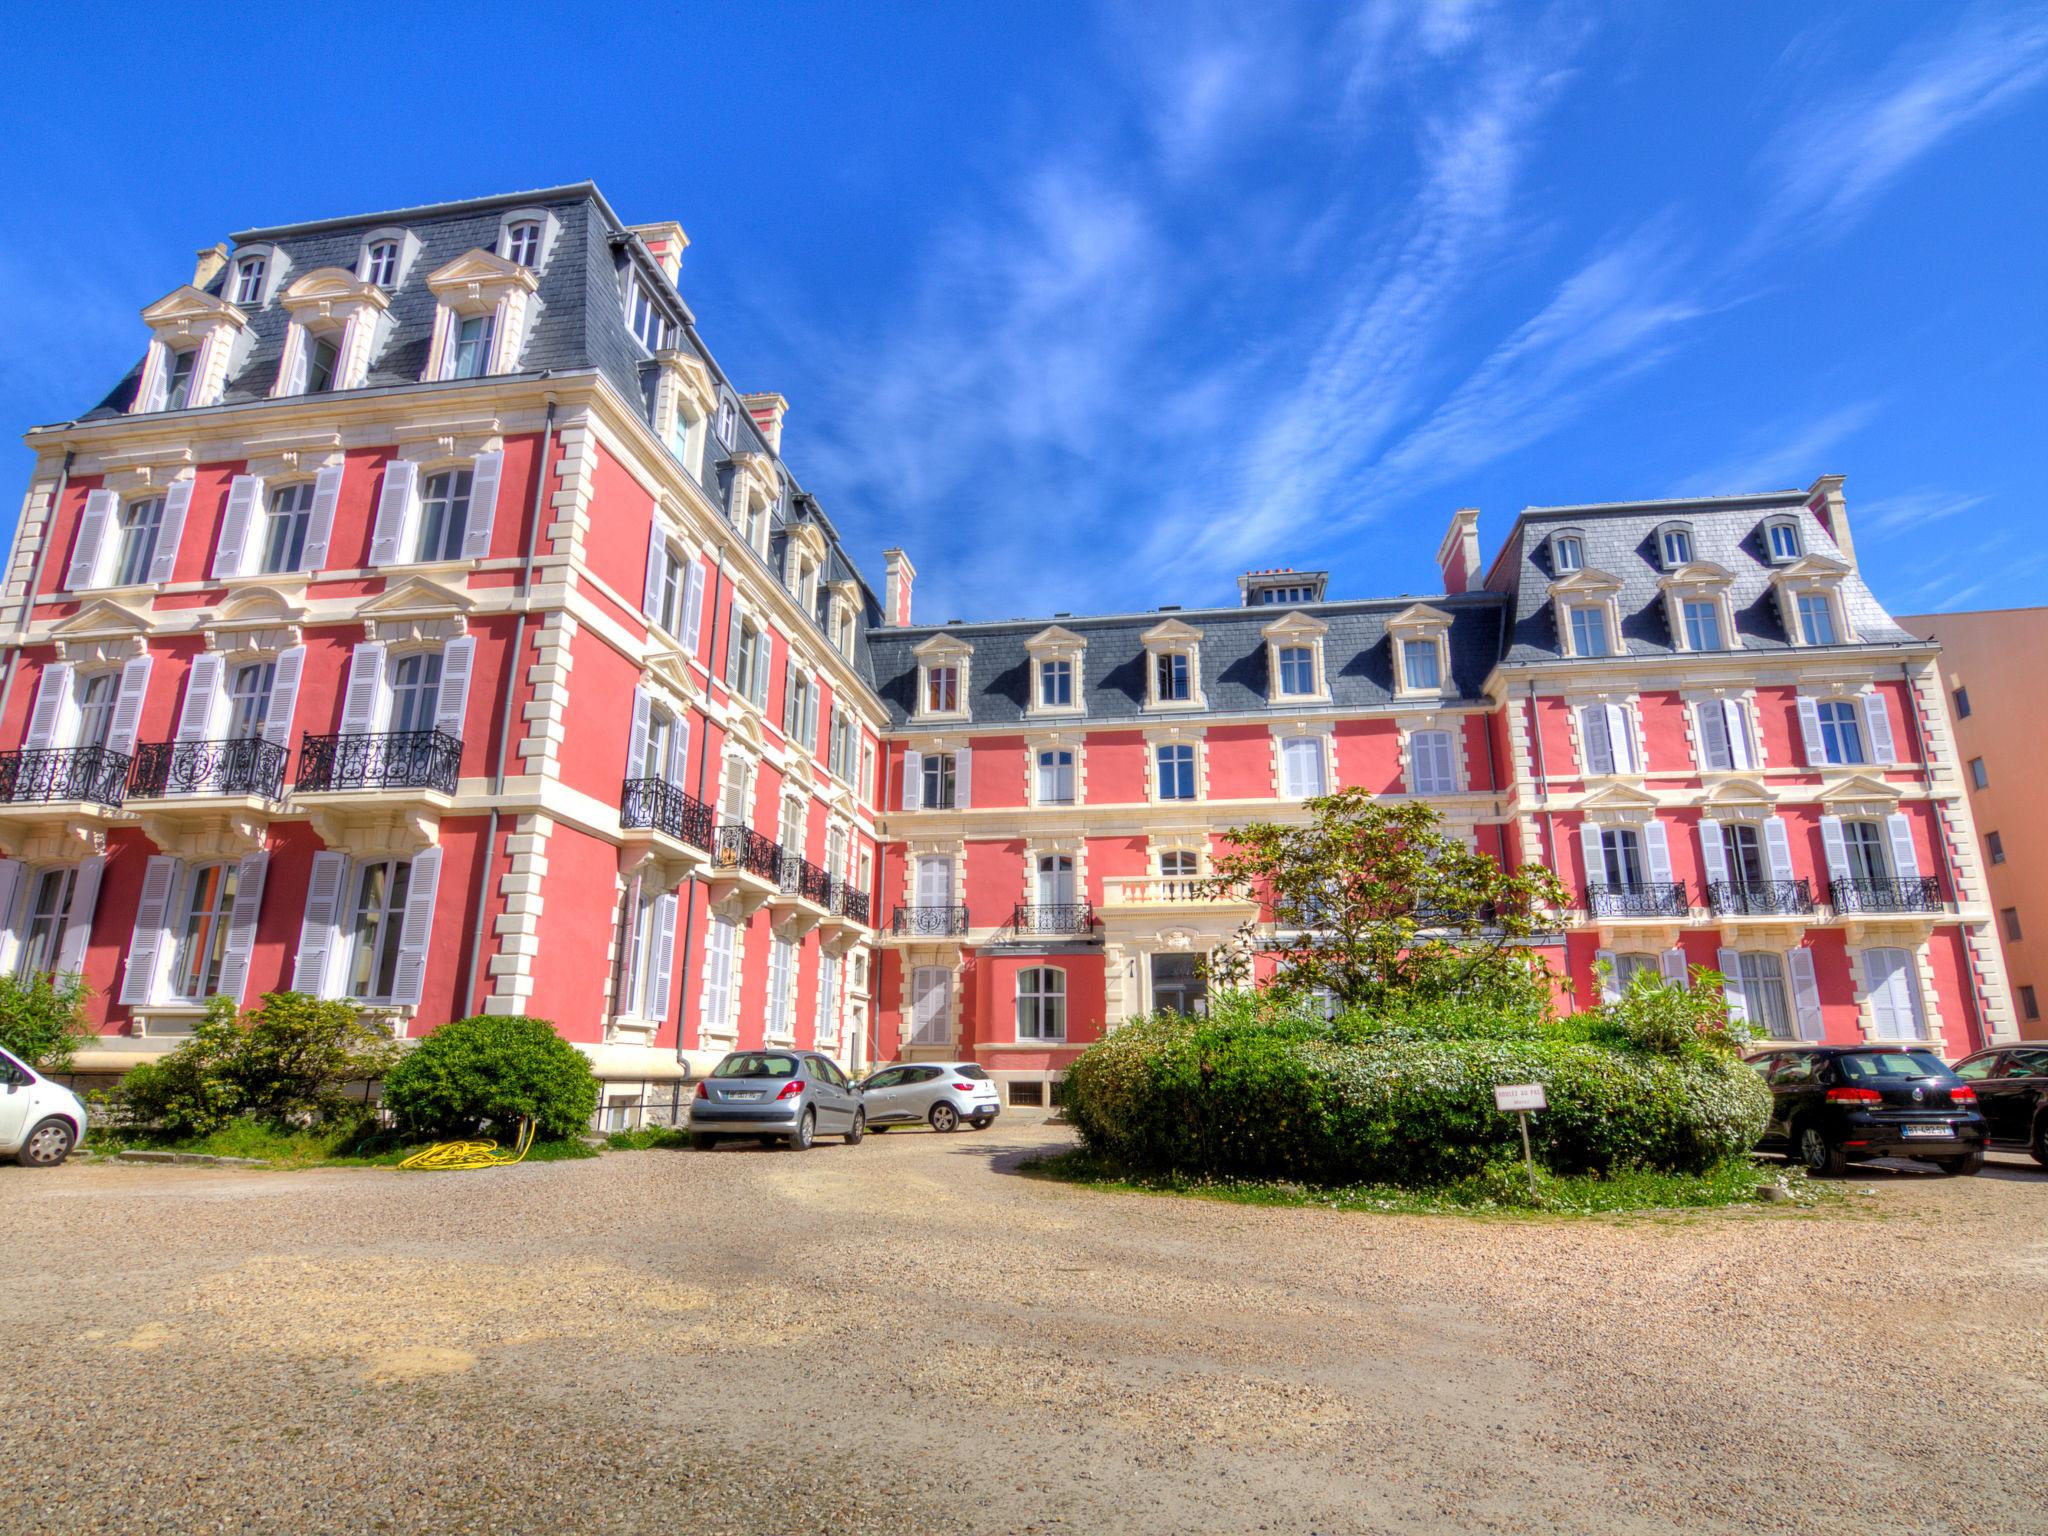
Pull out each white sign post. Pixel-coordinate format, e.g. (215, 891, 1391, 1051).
(1493, 1083, 1547, 1199)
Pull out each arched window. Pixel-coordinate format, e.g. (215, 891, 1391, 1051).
(1016, 967, 1066, 1041)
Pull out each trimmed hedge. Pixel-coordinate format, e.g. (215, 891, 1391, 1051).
(1061, 993, 1769, 1184)
(380, 1014, 598, 1139)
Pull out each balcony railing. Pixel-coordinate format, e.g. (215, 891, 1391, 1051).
(130, 737, 288, 801)
(832, 880, 872, 927)
(620, 777, 714, 849)
(1831, 876, 1944, 915)
(0, 744, 130, 809)
(1010, 901, 1096, 936)
(1584, 881, 1690, 918)
(892, 903, 969, 936)
(712, 823, 782, 882)
(295, 731, 462, 794)
(779, 853, 834, 906)
(1100, 875, 1215, 905)
(1706, 878, 1814, 917)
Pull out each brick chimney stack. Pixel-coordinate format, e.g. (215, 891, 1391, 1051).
(628, 221, 690, 283)
(1437, 507, 1482, 594)
(1804, 474, 1855, 567)
(883, 548, 916, 627)
(741, 392, 788, 454)
(193, 244, 231, 291)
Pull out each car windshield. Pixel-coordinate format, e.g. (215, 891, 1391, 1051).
(1837, 1050, 1950, 1083)
(713, 1053, 799, 1079)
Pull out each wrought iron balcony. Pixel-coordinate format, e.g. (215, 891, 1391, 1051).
(1010, 901, 1097, 936)
(832, 880, 872, 927)
(295, 730, 462, 794)
(1706, 878, 1814, 917)
(712, 823, 783, 882)
(892, 903, 969, 936)
(0, 744, 130, 809)
(1831, 876, 1944, 915)
(620, 777, 714, 849)
(130, 737, 287, 801)
(778, 853, 834, 906)
(1584, 881, 1690, 918)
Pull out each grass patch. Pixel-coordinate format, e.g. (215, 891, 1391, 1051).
(603, 1126, 694, 1151)
(1020, 1148, 1831, 1219)
(86, 1120, 598, 1169)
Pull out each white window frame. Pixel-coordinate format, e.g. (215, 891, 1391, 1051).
(1407, 727, 1458, 795)
(1016, 967, 1067, 1042)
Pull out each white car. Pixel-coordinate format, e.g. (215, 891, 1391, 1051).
(858, 1062, 1002, 1132)
(0, 1046, 87, 1167)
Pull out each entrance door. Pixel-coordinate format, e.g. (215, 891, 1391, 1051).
(1151, 952, 1206, 1016)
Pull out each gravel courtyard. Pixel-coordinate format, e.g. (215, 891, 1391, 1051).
(4, 1120, 2045, 1536)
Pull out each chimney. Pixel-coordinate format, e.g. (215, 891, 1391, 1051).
(1804, 474, 1854, 567)
(627, 221, 690, 283)
(193, 243, 231, 292)
(1437, 507, 1482, 593)
(883, 548, 916, 628)
(741, 392, 788, 454)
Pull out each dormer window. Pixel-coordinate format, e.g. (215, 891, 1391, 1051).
(1025, 625, 1086, 716)
(1769, 553, 1853, 649)
(1681, 599, 1722, 651)
(1040, 660, 1073, 707)
(504, 221, 542, 269)
(627, 279, 665, 351)
(134, 284, 249, 414)
(275, 266, 391, 398)
(1796, 593, 1837, 646)
(716, 399, 737, 447)
(1658, 525, 1694, 567)
(1157, 653, 1189, 701)
(1764, 518, 1803, 563)
(926, 666, 958, 713)
(1553, 533, 1583, 572)
(1402, 640, 1440, 692)
(451, 314, 494, 379)
(912, 634, 973, 721)
(164, 349, 197, 411)
(365, 241, 400, 288)
(1387, 603, 1452, 700)
(1657, 557, 1736, 655)
(1277, 646, 1316, 696)
(422, 249, 537, 384)
(1569, 606, 1610, 657)
(305, 336, 340, 394)
(232, 254, 268, 306)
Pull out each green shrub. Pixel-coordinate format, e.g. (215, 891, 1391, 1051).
(0, 969, 95, 1071)
(1061, 988, 1770, 1186)
(380, 1014, 598, 1140)
(116, 992, 400, 1139)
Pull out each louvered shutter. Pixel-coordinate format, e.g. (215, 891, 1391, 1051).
(211, 475, 263, 579)
(681, 560, 706, 654)
(1580, 706, 1613, 775)
(1717, 947, 1748, 1023)
(1698, 821, 1730, 887)
(302, 465, 343, 571)
(752, 631, 772, 707)
(1763, 816, 1795, 882)
(643, 523, 665, 617)
(339, 644, 386, 735)
(1659, 947, 1687, 983)
(724, 608, 744, 688)
(292, 851, 350, 998)
(460, 450, 503, 560)
(24, 664, 74, 750)
(263, 646, 305, 748)
(1884, 813, 1921, 880)
(1819, 816, 1851, 887)
(176, 653, 225, 742)
(1796, 698, 1826, 765)
(1787, 947, 1825, 1040)
(955, 746, 972, 809)
(0, 861, 25, 976)
(433, 638, 474, 739)
(627, 688, 652, 781)
(390, 847, 443, 1006)
(214, 851, 269, 1006)
(105, 655, 152, 756)
(148, 480, 193, 584)
(368, 460, 417, 567)
(703, 919, 733, 1028)
(281, 329, 311, 396)
(1696, 701, 1730, 771)
(1864, 950, 1904, 1039)
(65, 489, 116, 590)
(1642, 820, 1673, 885)
(1606, 704, 1635, 773)
(669, 718, 690, 783)
(1595, 948, 1619, 1003)
(781, 663, 798, 737)
(901, 749, 923, 811)
(120, 855, 180, 1005)
(137, 343, 169, 414)
(1861, 692, 1897, 766)
(1724, 700, 1756, 770)
(53, 855, 103, 977)
(647, 891, 679, 1023)
(1579, 822, 1607, 890)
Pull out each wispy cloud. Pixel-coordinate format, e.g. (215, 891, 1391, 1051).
(1855, 486, 1992, 536)
(1672, 400, 1882, 500)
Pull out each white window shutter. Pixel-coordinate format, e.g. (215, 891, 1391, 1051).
(148, 480, 193, 584)
(1659, 947, 1687, 984)
(781, 665, 798, 737)
(1642, 820, 1673, 885)
(1698, 821, 1730, 887)
(53, 854, 104, 976)
(724, 608, 744, 687)
(668, 718, 690, 783)
(368, 460, 418, 567)
(647, 891, 679, 1022)
(339, 643, 386, 736)
(106, 655, 152, 756)
(1716, 946, 1748, 1023)
(65, 490, 116, 590)
(1580, 706, 1613, 775)
(292, 852, 350, 998)
(955, 746, 972, 808)
(263, 646, 305, 749)
(211, 475, 264, 579)
(138, 342, 170, 414)
(1579, 822, 1607, 888)
(0, 860, 24, 976)
(1885, 813, 1921, 881)
(1763, 816, 1795, 883)
(390, 847, 443, 1006)
(433, 638, 475, 739)
(1796, 697, 1826, 765)
(627, 688, 652, 780)
(642, 522, 665, 617)
(1723, 700, 1756, 770)
(302, 465, 343, 572)
(682, 560, 706, 654)
(1595, 948, 1618, 1003)
(176, 653, 225, 742)
(753, 632, 772, 707)
(282, 329, 311, 396)
(215, 851, 269, 1006)
(461, 450, 504, 560)
(24, 664, 74, 750)
(1787, 947, 1825, 1040)
(1861, 691, 1897, 766)
(1695, 701, 1730, 771)
(1864, 950, 1902, 1039)
(120, 856, 181, 1005)
(902, 749, 923, 810)
(1606, 704, 1635, 773)
(1819, 816, 1851, 887)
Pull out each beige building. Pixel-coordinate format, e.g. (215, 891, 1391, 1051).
(1899, 607, 2047, 1039)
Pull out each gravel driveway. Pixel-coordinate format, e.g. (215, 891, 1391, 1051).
(4, 1119, 2045, 1536)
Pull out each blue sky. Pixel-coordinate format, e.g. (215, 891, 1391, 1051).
(3, 2, 2045, 622)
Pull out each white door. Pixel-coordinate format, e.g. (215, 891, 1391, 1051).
(915, 857, 952, 912)
(1037, 855, 1075, 908)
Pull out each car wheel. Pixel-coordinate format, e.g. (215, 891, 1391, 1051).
(690, 1133, 720, 1151)
(845, 1111, 865, 1146)
(1798, 1123, 1848, 1177)
(928, 1102, 960, 1134)
(1936, 1151, 1985, 1177)
(787, 1109, 816, 1151)
(16, 1117, 75, 1168)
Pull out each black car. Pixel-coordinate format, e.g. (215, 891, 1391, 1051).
(1952, 1044, 2048, 1166)
(1749, 1046, 1987, 1176)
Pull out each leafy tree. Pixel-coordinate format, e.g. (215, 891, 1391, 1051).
(0, 970, 95, 1071)
(380, 1014, 599, 1140)
(1202, 790, 1570, 1015)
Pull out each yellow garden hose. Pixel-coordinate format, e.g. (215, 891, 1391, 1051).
(398, 1118, 536, 1171)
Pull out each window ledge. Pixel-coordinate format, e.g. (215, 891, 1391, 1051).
(983, 1040, 1072, 1052)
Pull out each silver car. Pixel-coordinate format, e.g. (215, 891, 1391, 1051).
(859, 1062, 1002, 1132)
(689, 1050, 865, 1151)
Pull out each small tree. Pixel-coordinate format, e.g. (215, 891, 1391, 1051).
(0, 970, 95, 1072)
(1203, 790, 1570, 1015)
(381, 1015, 599, 1140)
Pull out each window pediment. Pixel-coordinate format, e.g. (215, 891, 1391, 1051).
(1656, 559, 1734, 591)
(1259, 610, 1328, 643)
(641, 647, 702, 707)
(1577, 781, 1660, 815)
(1547, 566, 1623, 599)
(356, 573, 476, 623)
(912, 633, 973, 662)
(653, 347, 717, 419)
(425, 248, 540, 304)
(141, 285, 248, 336)
(1699, 776, 1775, 812)
(210, 586, 311, 631)
(281, 267, 392, 318)
(1141, 617, 1203, 646)
(49, 597, 153, 646)
(1814, 772, 1904, 809)
(1386, 602, 1452, 635)
(1770, 553, 1851, 585)
(1026, 625, 1086, 655)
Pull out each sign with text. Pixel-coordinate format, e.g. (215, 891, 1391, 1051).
(1493, 1083, 1547, 1113)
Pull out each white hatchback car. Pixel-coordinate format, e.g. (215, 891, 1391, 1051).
(0, 1046, 87, 1167)
(858, 1062, 1002, 1132)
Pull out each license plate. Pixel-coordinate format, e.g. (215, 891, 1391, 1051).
(1902, 1124, 1953, 1139)
(729, 1090, 764, 1101)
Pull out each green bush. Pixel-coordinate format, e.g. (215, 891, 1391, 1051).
(1062, 987, 1770, 1186)
(0, 969, 95, 1071)
(380, 1014, 598, 1139)
(117, 992, 400, 1139)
